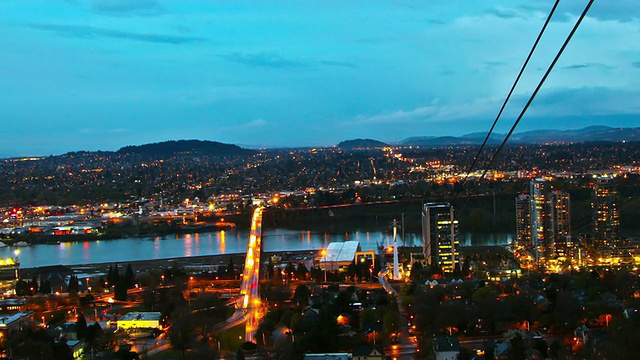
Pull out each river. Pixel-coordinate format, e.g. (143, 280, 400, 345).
(0, 229, 512, 269)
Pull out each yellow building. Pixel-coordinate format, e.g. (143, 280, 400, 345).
(117, 312, 162, 330)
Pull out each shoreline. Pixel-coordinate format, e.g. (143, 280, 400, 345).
(17, 244, 510, 279)
(19, 249, 320, 280)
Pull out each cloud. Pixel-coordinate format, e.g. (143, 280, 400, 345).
(561, 63, 616, 70)
(79, 127, 129, 134)
(28, 24, 204, 45)
(563, 64, 589, 70)
(221, 52, 307, 68)
(526, 87, 640, 117)
(540, 0, 640, 22)
(486, 7, 525, 20)
(485, 61, 507, 69)
(222, 119, 268, 131)
(350, 97, 503, 126)
(319, 60, 357, 69)
(90, 0, 164, 17)
(245, 119, 267, 128)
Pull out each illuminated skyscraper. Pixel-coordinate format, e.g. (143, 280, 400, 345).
(530, 179, 551, 262)
(550, 190, 572, 258)
(515, 194, 532, 250)
(592, 177, 620, 249)
(520, 179, 571, 262)
(421, 202, 459, 273)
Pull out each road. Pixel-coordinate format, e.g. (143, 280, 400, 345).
(378, 270, 419, 359)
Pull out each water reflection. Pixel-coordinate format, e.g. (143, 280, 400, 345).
(0, 228, 512, 268)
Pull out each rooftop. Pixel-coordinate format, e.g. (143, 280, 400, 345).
(119, 312, 162, 322)
(320, 241, 361, 264)
(0, 311, 33, 326)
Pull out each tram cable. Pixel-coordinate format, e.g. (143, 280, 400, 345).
(459, 0, 595, 214)
(454, 0, 561, 203)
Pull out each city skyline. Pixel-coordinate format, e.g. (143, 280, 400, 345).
(2, 1, 640, 157)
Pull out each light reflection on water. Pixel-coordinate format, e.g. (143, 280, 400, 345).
(0, 229, 511, 268)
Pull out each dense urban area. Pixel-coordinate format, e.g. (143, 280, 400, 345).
(0, 139, 639, 360)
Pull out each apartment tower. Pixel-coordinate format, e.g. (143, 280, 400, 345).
(422, 202, 460, 273)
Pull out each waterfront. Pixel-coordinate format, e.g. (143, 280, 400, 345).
(1, 228, 512, 269)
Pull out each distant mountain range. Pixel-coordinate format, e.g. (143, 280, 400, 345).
(50, 126, 639, 160)
(116, 140, 256, 158)
(341, 126, 640, 147)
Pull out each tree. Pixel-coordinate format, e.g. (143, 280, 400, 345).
(293, 284, 311, 307)
(76, 313, 88, 340)
(124, 264, 135, 289)
(296, 263, 309, 281)
(226, 257, 236, 280)
(30, 275, 39, 294)
(114, 281, 128, 301)
(508, 332, 526, 360)
(285, 263, 296, 281)
(461, 259, 471, 278)
(266, 257, 275, 279)
(347, 260, 359, 282)
(435, 300, 467, 335)
(107, 264, 121, 287)
(383, 311, 400, 339)
(359, 307, 379, 331)
(295, 307, 340, 354)
(411, 262, 424, 281)
(236, 348, 245, 360)
(40, 279, 52, 294)
(85, 322, 106, 356)
(68, 275, 79, 294)
(168, 308, 195, 359)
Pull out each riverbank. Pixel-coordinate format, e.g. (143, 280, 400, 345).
(19, 249, 320, 283)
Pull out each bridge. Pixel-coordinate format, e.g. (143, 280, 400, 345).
(212, 207, 265, 343)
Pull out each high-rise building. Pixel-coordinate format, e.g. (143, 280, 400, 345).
(530, 179, 551, 262)
(592, 177, 620, 250)
(550, 190, 572, 258)
(515, 194, 532, 251)
(421, 202, 459, 273)
(517, 179, 571, 262)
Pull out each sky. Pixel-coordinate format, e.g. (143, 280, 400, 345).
(1, 0, 639, 157)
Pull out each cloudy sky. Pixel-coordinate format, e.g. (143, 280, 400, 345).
(1, 0, 639, 156)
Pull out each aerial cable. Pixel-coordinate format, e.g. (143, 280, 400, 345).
(453, 0, 560, 203)
(459, 0, 595, 214)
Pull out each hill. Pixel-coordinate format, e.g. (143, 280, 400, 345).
(400, 126, 640, 146)
(117, 140, 256, 158)
(338, 138, 389, 149)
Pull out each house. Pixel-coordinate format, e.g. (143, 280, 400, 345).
(0, 311, 33, 348)
(50, 322, 78, 340)
(353, 345, 385, 360)
(0, 298, 26, 312)
(434, 335, 460, 360)
(66, 339, 85, 359)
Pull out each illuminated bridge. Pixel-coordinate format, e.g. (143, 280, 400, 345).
(212, 207, 265, 343)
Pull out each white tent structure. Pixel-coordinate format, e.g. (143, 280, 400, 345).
(319, 241, 361, 271)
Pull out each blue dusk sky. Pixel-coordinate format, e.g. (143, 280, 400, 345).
(1, 1, 639, 157)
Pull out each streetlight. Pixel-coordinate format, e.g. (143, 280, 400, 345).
(188, 276, 194, 310)
(321, 249, 327, 283)
(161, 275, 165, 285)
